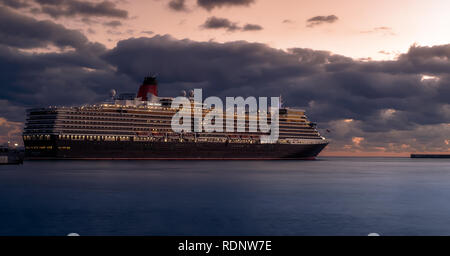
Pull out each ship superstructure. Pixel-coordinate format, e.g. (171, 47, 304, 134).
(23, 77, 328, 159)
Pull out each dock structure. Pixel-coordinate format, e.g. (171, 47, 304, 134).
(411, 154, 450, 159)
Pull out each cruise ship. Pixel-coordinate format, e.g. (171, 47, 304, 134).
(23, 77, 328, 160)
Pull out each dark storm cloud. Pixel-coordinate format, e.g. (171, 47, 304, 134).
(34, 0, 128, 19)
(168, 0, 188, 11)
(0, 7, 126, 113)
(0, 0, 30, 8)
(197, 0, 255, 11)
(0, 0, 128, 19)
(0, 7, 89, 50)
(397, 43, 450, 68)
(201, 16, 240, 31)
(353, 44, 450, 75)
(306, 15, 338, 27)
(0, 6, 132, 143)
(102, 36, 450, 152)
(242, 23, 263, 31)
(0, 42, 132, 112)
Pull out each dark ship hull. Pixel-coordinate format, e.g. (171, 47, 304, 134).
(24, 139, 328, 160)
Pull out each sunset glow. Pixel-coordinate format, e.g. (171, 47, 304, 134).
(0, 0, 449, 156)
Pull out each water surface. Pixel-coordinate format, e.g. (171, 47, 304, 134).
(1, 157, 449, 235)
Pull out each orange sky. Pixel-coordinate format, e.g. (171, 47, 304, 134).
(61, 0, 450, 60)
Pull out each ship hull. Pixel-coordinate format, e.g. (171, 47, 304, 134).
(24, 139, 328, 160)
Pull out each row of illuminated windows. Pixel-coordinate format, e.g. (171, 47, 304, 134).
(278, 136, 322, 139)
(30, 107, 308, 120)
(23, 135, 51, 141)
(58, 134, 132, 141)
(25, 146, 53, 150)
(24, 127, 319, 139)
(56, 112, 308, 123)
(25, 120, 314, 131)
(28, 114, 311, 127)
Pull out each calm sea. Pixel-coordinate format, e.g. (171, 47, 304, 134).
(0, 157, 450, 236)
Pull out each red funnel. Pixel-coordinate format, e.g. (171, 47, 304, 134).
(137, 76, 158, 101)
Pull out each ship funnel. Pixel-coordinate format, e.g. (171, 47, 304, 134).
(137, 76, 158, 101)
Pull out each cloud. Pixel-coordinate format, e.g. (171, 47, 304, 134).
(378, 50, 391, 55)
(34, 0, 128, 19)
(323, 120, 450, 154)
(360, 26, 395, 36)
(0, 7, 130, 144)
(102, 36, 450, 153)
(242, 23, 263, 31)
(141, 30, 154, 35)
(0, 7, 90, 50)
(201, 16, 240, 31)
(0, 0, 30, 8)
(168, 0, 188, 12)
(0, 117, 23, 144)
(306, 15, 338, 27)
(201, 16, 263, 32)
(103, 20, 122, 27)
(197, 0, 255, 11)
(0, 7, 120, 111)
(106, 28, 133, 35)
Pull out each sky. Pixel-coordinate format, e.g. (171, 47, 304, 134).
(0, 0, 449, 156)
